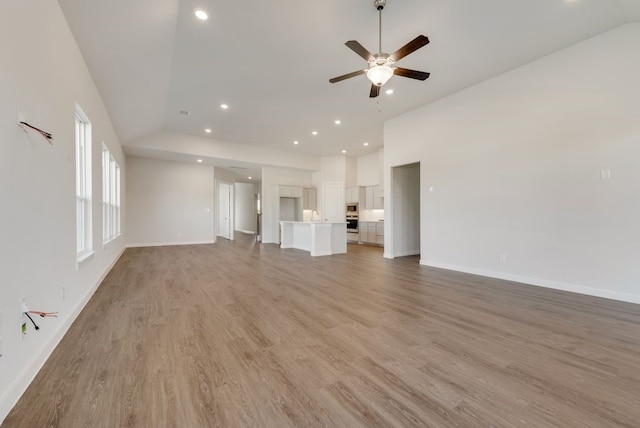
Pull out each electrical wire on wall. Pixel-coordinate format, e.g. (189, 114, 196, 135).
(24, 313, 40, 331)
(18, 121, 53, 144)
(24, 310, 58, 331)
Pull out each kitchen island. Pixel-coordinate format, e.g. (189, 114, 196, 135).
(279, 221, 347, 256)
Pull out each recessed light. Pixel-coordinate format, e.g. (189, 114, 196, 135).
(220, 104, 229, 110)
(363, 142, 369, 146)
(334, 120, 341, 125)
(293, 140, 299, 145)
(197, 159, 203, 163)
(248, 176, 252, 180)
(194, 9, 208, 20)
(204, 128, 212, 133)
(385, 89, 394, 95)
(341, 150, 347, 154)
(312, 131, 318, 136)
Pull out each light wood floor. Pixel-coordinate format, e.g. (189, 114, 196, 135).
(4, 234, 640, 427)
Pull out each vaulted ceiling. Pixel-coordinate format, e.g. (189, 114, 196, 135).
(58, 0, 640, 179)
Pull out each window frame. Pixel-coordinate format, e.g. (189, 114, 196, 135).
(75, 105, 93, 262)
(102, 143, 121, 245)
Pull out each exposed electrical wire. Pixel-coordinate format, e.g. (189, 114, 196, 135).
(25, 313, 40, 331)
(19, 121, 53, 144)
(27, 310, 58, 318)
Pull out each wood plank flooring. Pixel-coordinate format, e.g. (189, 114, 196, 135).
(4, 234, 640, 427)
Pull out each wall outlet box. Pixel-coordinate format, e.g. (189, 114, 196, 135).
(20, 298, 27, 340)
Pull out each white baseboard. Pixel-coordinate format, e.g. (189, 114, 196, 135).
(0, 247, 125, 424)
(421, 260, 640, 305)
(235, 229, 256, 235)
(311, 251, 332, 257)
(383, 250, 419, 259)
(126, 240, 215, 248)
(394, 250, 420, 257)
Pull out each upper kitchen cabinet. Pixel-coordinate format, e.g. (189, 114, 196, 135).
(278, 185, 303, 198)
(345, 186, 365, 204)
(364, 186, 384, 210)
(303, 188, 317, 210)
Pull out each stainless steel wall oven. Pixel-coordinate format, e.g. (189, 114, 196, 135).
(346, 217, 358, 232)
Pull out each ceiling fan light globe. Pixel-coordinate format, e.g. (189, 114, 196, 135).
(367, 65, 393, 87)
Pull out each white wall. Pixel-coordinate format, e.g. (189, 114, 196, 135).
(385, 24, 640, 303)
(0, 0, 126, 422)
(320, 156, 346, 182)
(235, 183, 256, 233)
(357, 152, 380, 186)
(126, 158, 214, 246)
(345, 156, 357, 187)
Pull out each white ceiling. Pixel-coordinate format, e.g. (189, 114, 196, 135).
(57, 0, 638, 180)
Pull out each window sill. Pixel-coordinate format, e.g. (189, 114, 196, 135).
(76, 250, 95, 270)
(102, 233, 122, 249)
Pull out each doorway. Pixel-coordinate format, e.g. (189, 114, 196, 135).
(217, 181, 234, 240)
(391, 163, 420, 258)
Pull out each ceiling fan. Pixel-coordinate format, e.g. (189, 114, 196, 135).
(329, 0, 430, 98)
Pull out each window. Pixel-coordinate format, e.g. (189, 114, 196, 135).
(75, 105, 92, 260)
(102, 143, 121, 244)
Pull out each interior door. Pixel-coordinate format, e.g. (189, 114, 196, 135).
(322, 182, 345, 223)
(217, 182, 232, 240)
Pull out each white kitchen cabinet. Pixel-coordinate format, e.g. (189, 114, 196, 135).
(367, 222, 376, 243)
(359, 223, 367, 243)
(364, 187, 374, 209)
(363, 186, 384, 210)
(303, 188, 317, 210)
(278, 185, 292, 197)
(278, 185, 303, 198)
(345, 187, 357, 203)
(345, 186, 364, 203)
(291, 186, 303, 198)
(376, 222, 384, 245)
(374, 187, 384, 209)
(359, 221, 384, 246)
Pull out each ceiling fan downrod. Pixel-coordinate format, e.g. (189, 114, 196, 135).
(375, 0, 386, 54)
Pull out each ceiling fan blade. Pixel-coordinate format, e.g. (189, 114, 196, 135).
(389, 35, 430, 62)
(345, 40, 375, 62)
(329, 69, 366, 83)
(369, 84, 380, 98)
(394, 67, 430, 81)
